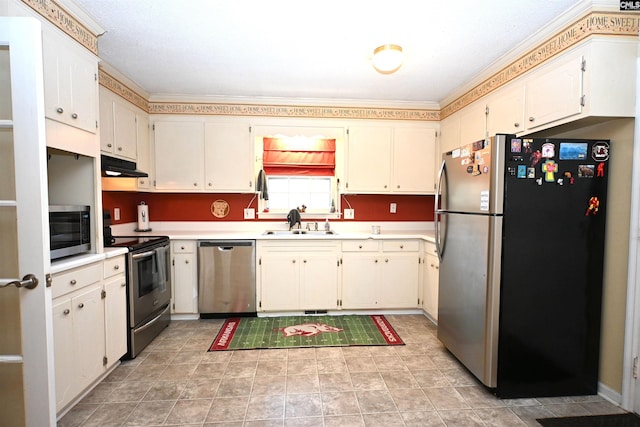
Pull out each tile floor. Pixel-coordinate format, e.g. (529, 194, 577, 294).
(58, 314, 627, 426)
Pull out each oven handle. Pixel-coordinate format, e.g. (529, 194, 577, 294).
(132, 250, 155, 260)
(133, 304, 170, 334)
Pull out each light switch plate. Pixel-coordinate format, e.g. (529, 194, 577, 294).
(114, 207, 120, 221)
(344, 209, 355, 219)
(244, 208, 255, 219)
(390, 203, 397, 213)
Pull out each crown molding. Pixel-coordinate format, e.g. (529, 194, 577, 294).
(19, 0, 102, 54)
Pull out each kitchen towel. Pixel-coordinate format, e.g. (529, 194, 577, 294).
(256, 170, 268, 200)
(137, 202, 150, 231)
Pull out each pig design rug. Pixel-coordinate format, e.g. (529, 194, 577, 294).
(208, 315, 404, 351)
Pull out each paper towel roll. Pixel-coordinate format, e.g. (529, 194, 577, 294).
(137, 202, 150, 231)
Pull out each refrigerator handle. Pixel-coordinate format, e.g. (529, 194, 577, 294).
(434, 159, 446, 261)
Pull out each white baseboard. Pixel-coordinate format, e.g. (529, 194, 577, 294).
(599, 381, 623, 407)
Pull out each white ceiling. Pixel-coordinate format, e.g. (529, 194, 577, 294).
(71, 0, 592, 106)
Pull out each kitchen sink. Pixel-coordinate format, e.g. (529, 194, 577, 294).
(262, 230, 338, 236)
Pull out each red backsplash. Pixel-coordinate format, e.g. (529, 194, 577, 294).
(102, 192, 435, 224)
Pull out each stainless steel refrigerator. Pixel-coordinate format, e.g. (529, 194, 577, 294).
(435, 134, 609, 398)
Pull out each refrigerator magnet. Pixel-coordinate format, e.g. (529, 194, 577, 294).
(578, 165, 595, 178)
(564, 171, 575, 184)
(597, 163, 605, 177)
(530, 150, 542, 167)
(527, 167, 536, 178)
(592, 142, 610, 161)
(541, 160, 558, 182)
(541, 143, 555, 158)
(585, 196, 600, 216)
(517, 165, 527, 178)
(511, 139, 522, 153)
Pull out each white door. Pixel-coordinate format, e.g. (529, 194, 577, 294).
(0, 17, 56, 426)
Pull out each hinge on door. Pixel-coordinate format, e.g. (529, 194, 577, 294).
(580, 95, 586, 107)
(46, 273, 52, 287)
(103, 356, 108, 366)
(152, 124, 155, 131)
(249, 126, 252, 133)
(485, 105, 489, 115)
(346, 182, 349, 189)
(581, 58, 587, 72)
(346, 128, 350, 135)
(95, 73, 97, 81)
(101, 289, 106, 299)
(259, 301, 262, 308)
(96, 120, 98, 129)
(172, 259, 175, 266)
(633, 356, 638, 379)
(249, 181, 253, 188)
(340, 258, 343, 265)
(418, 258, 421, 264)
(259, 258, 262, 266)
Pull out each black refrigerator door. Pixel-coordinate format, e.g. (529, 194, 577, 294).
(497, 137, 609, 398)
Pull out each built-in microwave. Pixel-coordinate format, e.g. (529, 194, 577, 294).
(49, 205, 91, 260)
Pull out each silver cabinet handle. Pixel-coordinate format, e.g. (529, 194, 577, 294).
(107, 143, 112, 148)
(303, 259, 307, 263)
(374, 259, 378, 263)
(185, 260, 189, 264)
(114, 265, 120, 270)
(358, 245, 363, 249)
(117, 146, 122, 151)
(514, 122, 520, 128)
(71, 113, 78, 119)
(70, 279, 77, 285)
(385, 259, 389, 263)
(121, 282, 126, 287)
(292, 259, 296, 263)
(400, 245, 404, 249)
(529, 117, 535, 122)
(78, 303, 84, 308)
(63, 309, 70, 315)
(56, 107, 63, 113)
(193, 183, 198, 187)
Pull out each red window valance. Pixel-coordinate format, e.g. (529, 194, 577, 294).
(263, 137, 336, 176)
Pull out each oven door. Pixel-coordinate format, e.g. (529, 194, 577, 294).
(129, 243, 171, 327)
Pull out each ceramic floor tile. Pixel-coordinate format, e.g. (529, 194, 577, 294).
(60, 315, 629, 427)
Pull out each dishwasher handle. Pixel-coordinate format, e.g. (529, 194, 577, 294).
(198, 240, 255, 248)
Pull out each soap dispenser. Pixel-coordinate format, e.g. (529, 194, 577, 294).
(324, 218, 330, 231)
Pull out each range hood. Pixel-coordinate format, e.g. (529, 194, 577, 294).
(101, 155, 148, 178)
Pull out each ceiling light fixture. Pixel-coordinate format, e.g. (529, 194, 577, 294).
(372, 44, 403, 74)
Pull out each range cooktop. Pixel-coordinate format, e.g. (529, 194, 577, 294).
(107, 235, 169, 251)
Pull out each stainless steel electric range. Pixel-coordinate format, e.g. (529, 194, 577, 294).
(107, 235, 171, 358)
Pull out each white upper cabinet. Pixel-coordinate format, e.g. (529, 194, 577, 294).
(458, 100, 487, 144)
(153, 121, 205, 190)
(393, 127, 437, 193)
(486, 84, 525, 136)
(524, 54, 583, 131)
(438, 115, 460, 155)
(345, 125, 436, 194)
(99, 87, 139, 161)
(204, 123, 254, 192)
(43, 28, 98, 134)
(345, 126, 393, 193)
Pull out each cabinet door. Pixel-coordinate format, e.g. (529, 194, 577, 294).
(204, 123, 253, 192)
(154, 121, 205, 190)
(99, 87, 115, 153)
(69, 52, 98, 133)
(393, 128, 436, 193)
(439, 115, 460, 154)
(341, 255, 379, 308)
(486, 84, 525, 136)
(137, 113, 151, 189)
(104, 275, 128, 366)
(52, 298, 74, 412)
(459, 101, 487, 144)
(300, 253, 339, 310)
(345, 127, 392, 193)
(172, 252, 198, 313)
(525, 55, 583, 130)
(112, 101, 138, 160)
(379, 255, 420, 308)
(260, 254, 299, 311)
(423, 252, 439, 321)
(72, 284, 105, 393)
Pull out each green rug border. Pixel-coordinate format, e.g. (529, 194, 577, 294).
(208, 315, 405, 351)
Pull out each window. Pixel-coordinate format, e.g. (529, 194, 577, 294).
(266, 176, 333, 213)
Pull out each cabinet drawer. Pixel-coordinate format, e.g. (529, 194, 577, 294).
(172, 241, 196, 253)
(104, 256, 125, 279)
(52, 262, 102, 299)
(342, 240, 379, 252)
(382, 240, 420, 252)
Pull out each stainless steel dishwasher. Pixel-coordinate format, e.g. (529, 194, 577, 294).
(198, 240, 256, 317)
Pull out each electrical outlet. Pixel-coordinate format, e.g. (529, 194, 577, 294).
(344, 209, 355, 219)
(390, 203, 397, 214)
(244, 208, 255, 219)
(114, 207, 120, 221)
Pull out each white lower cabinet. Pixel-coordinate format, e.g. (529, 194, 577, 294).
(258, 241, 340, 312)
(341, 240, 420, 309)
(171, 240, 198, 314)
(422, 242, 440, 321)
(52, 255, 127, 414)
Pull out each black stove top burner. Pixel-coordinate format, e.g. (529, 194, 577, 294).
(107, 235, 169, 251)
